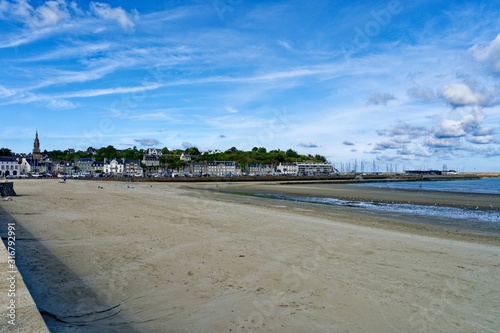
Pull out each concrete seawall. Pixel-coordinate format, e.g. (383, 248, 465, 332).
(1, 232, 49, 332)
(0, 182, 17, 197)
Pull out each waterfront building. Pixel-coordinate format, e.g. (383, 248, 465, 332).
(20, 157, 40, 175)
(104, 158, 124, 175)
(91, 161, 105, 174)
(246, 163, 274, 175)
(75, 158, 94, 174)
(124, 160, 143, 176)
(206, 161, 238, 177)
(142, 154, 160, 175)
(0, 156, 20, 178)
(276, 162, 335, 176)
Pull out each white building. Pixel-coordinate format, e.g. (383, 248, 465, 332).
(104, 158, 124, 175)
(0, 157, 20, 177)
(20, 157, 40, 175)
(277, 162, 334, 176)
(180, 153, 191, 161)
(276, 163, 298, 175)
(146, 148, 163, 156)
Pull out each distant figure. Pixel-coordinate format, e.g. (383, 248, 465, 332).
(2, 196, 13, 201)
(419, 184, 422, 189)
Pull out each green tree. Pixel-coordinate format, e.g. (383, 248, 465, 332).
(285, 149, 298, 159)
(185, 147, 200, 156)
(0, 148, 12, 156)
(96, 145, 117, 160)
(315, 154, 327, 162)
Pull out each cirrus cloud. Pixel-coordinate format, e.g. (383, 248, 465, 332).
(89, 2, 137, 31)
(0, 0, 137, 32)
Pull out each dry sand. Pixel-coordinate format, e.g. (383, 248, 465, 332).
(0, 179, 499, 333)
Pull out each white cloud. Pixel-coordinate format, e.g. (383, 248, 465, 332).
(134, 138, 160, 146)
(278, 39, 293, 51)
(0, 0, 75, 28)
(434, 110, 496, 143)
(226, 106, 238, 113)
(467, 135, 493, 144)
(438, 83, 494, 107)
(69, 1, 83, 16)
(0, 85, 16, 98)
(31, 0, 72, 27)
(373, 141, 403, 151)
(435, 118, 466, 138)
(298, 142, 319, 148)
(469, 32, 500, 74)
(57, 83, 161, 98)
(367, 92, 396, 106)
(89, 2, 137, 31)
(376, 122, 429, 138)
(0, 0, 137, 46)
(407, 86, 436, 101)
(0, 89, 74, 109)
(424, 137, 459, 149)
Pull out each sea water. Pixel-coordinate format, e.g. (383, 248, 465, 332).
(257, 178, 500, 223)
(351, 177, 500, 195)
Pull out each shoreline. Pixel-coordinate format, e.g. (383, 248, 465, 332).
(208, 181, 500, 210)
(192, 183, 500, 245)
(1, 179, 499, 332)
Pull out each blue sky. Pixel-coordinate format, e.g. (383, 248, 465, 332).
(1, 0, 499, 171)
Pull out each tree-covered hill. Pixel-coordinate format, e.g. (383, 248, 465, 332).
(4, 145, 328, 171)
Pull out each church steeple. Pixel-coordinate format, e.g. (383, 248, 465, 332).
(33, 130, 41, 161)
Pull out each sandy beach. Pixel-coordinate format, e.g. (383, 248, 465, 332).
(1, 179, 499, 332)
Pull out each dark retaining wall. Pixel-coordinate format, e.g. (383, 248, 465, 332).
(0, 182, 17, 196)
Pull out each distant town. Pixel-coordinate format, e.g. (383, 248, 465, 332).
(1, 131, 472, 180)
(1, 132, 339, 179)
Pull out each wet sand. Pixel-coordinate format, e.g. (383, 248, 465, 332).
(201, 181, 500, 241)
(1, 179, 499, 333)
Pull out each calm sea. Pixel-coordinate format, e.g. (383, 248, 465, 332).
(257, 178, 500, 224)
(351, 177, 500, 195)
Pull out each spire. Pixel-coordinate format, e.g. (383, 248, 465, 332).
(33, 130, 41, 161)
